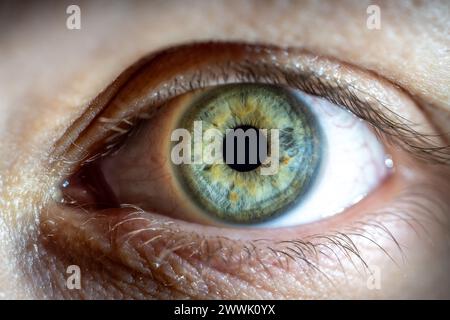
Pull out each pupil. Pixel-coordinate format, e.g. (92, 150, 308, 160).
(223, 125, 267, 172)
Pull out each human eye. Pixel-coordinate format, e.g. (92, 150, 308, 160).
(65, 79, 392, 229)
(43, 41, 450, 299)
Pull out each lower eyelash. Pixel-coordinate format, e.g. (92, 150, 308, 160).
(34, 164, 449, 299)
(276, 180, 448, 275)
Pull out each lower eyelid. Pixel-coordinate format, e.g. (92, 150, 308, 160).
(39, 156, 450, 298)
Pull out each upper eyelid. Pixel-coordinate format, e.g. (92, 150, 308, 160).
(50, 42, 450, 179)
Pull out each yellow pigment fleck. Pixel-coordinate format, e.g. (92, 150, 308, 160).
(229, 192, 239, 202)
(209, 165, 224, 180)
(282, 156, 291, 165)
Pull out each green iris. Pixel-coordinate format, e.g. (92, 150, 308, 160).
(172, 83, 322, 224)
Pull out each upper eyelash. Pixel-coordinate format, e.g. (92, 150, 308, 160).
(118, 69, 449, 165)
(228, 60, 450, 164)
(51, 42, 449, 177)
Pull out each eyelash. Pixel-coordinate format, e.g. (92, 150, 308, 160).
(236, 62, 449, 164)
(50, 42, 450, 283)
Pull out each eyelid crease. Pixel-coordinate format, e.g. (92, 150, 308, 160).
(50, 41, 450, 180)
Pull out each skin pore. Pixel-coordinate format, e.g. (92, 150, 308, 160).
(0, 0, 449, 299)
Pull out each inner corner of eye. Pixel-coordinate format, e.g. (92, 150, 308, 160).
(60, 83, 393, 229)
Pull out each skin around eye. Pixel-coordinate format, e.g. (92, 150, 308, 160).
(0, 1, 449, 301)
(78, 83, 392, 229)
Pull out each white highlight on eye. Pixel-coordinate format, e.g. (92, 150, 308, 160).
(385, 157, 394, 169)
(259, 91, 392, 228)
